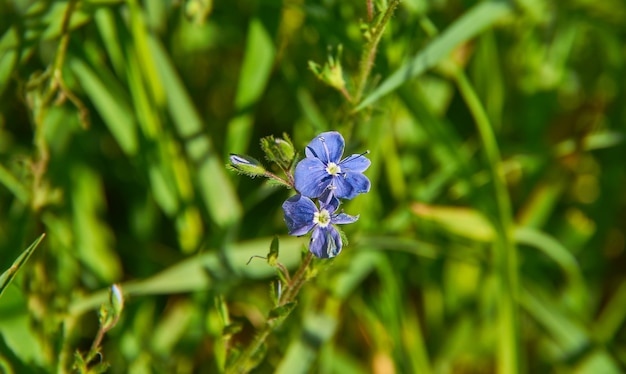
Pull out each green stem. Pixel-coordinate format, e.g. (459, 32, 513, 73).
(454, 69, 519, 374)
(226, 252, 314, 373)
(263, 171, 293, 188)
(353, 0, 400, 105)
(366, 0, 373, 22)
(278, 252, 313, 305)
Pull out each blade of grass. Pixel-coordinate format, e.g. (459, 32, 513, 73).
(275, 313, 338, 374)
(0, 163, 29, 204)
(520, 287, 588, 354)
(148, 34, 242, 227)
(593, 280, 626, 344)
(356, 0, 514, 111)
(0, 233, 46, 299)
(454, 68, 520, 373)
(70, 165, 122, 282)
(0, 28, 19, 96)
(68, 236, 306, 315)
(67, 57, 139, 155)
(225, 17, 275, 155)
(93, 7, 126, 77)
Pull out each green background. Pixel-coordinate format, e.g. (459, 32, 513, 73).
(1, 0, 625, 372)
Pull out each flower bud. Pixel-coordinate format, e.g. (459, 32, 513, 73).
(308, 45, 347, 92)
(110, 284, 124, 317)
(260, 135, 295, 169)
(228, 154, 266, 177)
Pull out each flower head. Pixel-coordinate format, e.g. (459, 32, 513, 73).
(282, 194, 358, 258)
(295, 131, 370, 201)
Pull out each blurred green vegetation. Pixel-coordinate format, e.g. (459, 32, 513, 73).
(1, 0, 625, 372)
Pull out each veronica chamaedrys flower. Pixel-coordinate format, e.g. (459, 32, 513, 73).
(282, 194, 358, 258)
(295, 131, 370, 200)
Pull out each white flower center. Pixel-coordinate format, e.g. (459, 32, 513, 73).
(326, 162, 341, 176)
(313, 209, 331, 227)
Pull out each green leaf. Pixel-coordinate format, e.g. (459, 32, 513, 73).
(68, 57, 139, 155)
(412, 203, 495, 241)
(275, 313, 338, 374)
(356, 0, 514, 111)
(148, 34, 242, 227)
(260, 134, 296, 170)
(68, 236, 306, 316)
(0, 234, 45, 299)
(268, 236, 279, 266)
(268, 301, 296, 321)
(225, 17, 276, 155)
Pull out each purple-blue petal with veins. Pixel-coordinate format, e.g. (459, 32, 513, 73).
(331, 175, 356, 199)
(342, 172, 371, 199)
(282, 195, 317, 236)
(332, 212, 359, 225)
(309, 226, 342, 258)
(304, 131, 344, 164)
(340, 153, 371, 173)
(320, 193, 340, 213)
(295, 158, 332, 198)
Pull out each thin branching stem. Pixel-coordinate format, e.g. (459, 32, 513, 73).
(226, 252, 314, 373)
(278, 252, 313, 305)
(262, 171, 292, 188)
(354, 0, 400, 105)
(39, 0, 89, 128)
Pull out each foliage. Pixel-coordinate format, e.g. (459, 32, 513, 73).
(0, 0, 625, 373)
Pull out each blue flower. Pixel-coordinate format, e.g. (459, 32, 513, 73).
(295, 131, 371, 200)
(282, 194, 358, 258)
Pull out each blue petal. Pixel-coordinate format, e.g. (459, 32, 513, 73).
(282, 195, 317, 236)
(331, 175, 356, 199)
(309, 226, 343, 258)
(295, 158, 331, 198)
(304, 131, 344, 164)
(332, 212, 359, 225)
(345, 172, 371, 196)
(333, 172, 370, 199)
(340, 153, 371, 173)
(319, 192, 340, 213)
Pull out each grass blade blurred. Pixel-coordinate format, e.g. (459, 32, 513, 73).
(0, 163, 29, 204)
(68, 57, 139, 155)
(356, 0, 514, 111)
(148, 35, 242, 227)
(225, 17, 275, 155)
(276, 313, 338, 374)
(0, 234, 45, 299)
(68, 236, 305, 315)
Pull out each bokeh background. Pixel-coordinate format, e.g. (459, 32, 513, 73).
(1, 0, 626, 373)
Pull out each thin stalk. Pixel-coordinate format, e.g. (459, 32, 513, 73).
(353, 0, 400, 105)
(454, 69, 520, 374)
(39, 0, 89, 129)
(366, 0, 373, 22)
(262, 171, 292, 188)
(278, 252, 313, 305)
(226, 252, 314, 374)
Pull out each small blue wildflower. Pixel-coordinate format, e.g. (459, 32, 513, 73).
(295, 131, 370, 200)
(282, 194, 358, 258)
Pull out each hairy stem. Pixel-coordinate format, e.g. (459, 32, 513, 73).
(354, 0, 400, 105)
(226, 252, 314, 373)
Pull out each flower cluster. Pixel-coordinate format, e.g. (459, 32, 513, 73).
(229, 131, 370, 259)
(284, 131, 370, 258)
